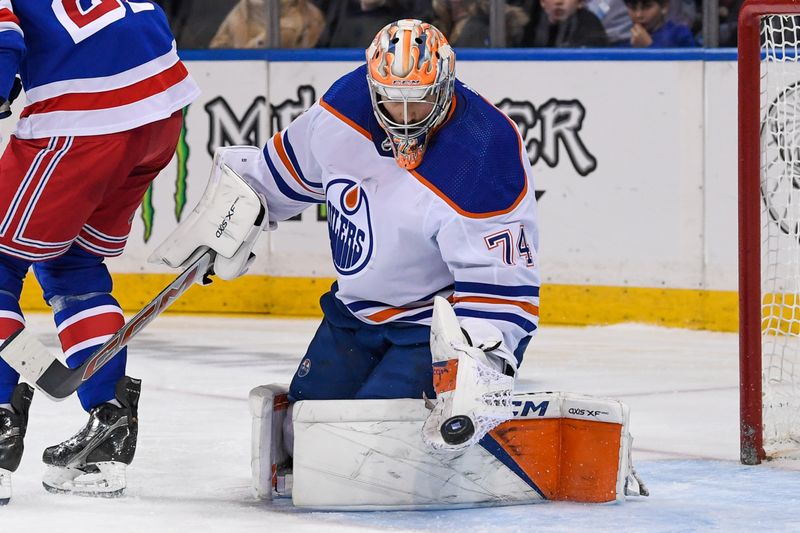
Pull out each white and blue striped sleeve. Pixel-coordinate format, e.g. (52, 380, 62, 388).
(258, 103, 326, 221)
(435, 196, 541, 366)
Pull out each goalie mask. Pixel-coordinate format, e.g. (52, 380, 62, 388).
(366, 20, 455, 170)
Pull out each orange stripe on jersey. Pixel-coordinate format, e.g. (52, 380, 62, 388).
(365, 306, 415, 323)
(452, 296, 539, 317)
(411, 167, 528, 219)
(272, 132, 318, 195)
(365, 294, 456, 323)
(432, 359, 458, 393)
(320, 98, 373, 141)
(21, 61, 189, 116)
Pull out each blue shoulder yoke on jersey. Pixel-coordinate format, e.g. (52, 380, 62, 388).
(321, 66, 529, 218)
(320, 64, 393, 157)
(416, 81, 528, 218)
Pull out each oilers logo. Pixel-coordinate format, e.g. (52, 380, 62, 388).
(326, 178, 374, 275)
(297, 358, 311, 378)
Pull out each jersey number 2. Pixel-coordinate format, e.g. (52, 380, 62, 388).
(53, 0, 154, 44)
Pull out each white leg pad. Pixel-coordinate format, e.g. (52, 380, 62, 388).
(282, 391, 643, 510)
(249, 384, 290, 500)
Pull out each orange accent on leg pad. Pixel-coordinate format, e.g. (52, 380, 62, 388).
(490, 419, 562, 500)
(432, 359, 458, 393)
(489, 418, 623, 503)
(558, 419, 622, 502)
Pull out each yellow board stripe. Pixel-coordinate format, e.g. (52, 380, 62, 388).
(19, 275, 739, 332)
(543, 284, 738, 332)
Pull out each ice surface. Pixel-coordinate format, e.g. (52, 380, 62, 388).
(3, 315, 800, 532)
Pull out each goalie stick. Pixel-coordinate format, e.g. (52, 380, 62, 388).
(0, 250, 215, 400)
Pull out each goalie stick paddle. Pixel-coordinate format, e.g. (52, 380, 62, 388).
(0, 250, 215, 400)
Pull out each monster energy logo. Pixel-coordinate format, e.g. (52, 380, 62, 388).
(141, 106, 191, 242)
(136, 87, 585, 241)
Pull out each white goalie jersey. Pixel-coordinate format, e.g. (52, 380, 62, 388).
(248, 65, 540, 362)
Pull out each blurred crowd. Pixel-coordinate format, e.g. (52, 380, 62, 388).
(153, 0, 742, 49)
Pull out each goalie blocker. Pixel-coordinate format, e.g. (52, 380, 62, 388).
(150, 146, 271, 279)
(250, 385, 648, 510)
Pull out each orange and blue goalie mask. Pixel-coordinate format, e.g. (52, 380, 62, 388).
(366, 19, 456, 170)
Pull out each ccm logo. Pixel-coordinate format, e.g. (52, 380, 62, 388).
(216, 198, 239, 238)
(568, 408, 609, 417)
(512, 400, 549, 417)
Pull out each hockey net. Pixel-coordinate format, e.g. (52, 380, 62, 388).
(740, 3, 800, 464)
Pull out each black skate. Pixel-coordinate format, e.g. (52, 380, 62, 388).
(0, 383, 34, 505)
(42, 376, 140, 497)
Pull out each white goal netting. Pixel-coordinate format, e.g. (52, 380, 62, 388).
(760, 14, 800, 456)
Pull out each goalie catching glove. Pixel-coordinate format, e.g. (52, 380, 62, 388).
(150, 147, 272, 279)
(423, 297, 517, 452)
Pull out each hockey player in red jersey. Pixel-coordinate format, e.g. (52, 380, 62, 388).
(0, 0, 199, 503)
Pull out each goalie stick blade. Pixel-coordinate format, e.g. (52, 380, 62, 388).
(0, 328, 65, 400)
(0, 251, 215, 400)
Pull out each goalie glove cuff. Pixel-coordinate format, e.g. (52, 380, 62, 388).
(459, 317, 518, 377)
(213, 215, 262, 280)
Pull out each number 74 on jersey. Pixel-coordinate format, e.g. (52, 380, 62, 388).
(484, 226, 535, 267)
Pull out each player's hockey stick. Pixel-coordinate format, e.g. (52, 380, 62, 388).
(0, 250, 215, 400)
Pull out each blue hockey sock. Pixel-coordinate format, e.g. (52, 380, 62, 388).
(53, 293, 126, 411)
(0, 254, 29, 404)
(0, 292, 25, 405)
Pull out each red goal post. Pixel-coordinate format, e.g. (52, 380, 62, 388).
(739, 0, 800, 465)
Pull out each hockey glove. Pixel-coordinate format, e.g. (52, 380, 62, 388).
(0, 77, 22, 120)
(150, 149, 270, 281)
(422, 297, 516, 452)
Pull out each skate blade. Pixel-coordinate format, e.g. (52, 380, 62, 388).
(0, 468, 11, 505)
(42, 462, 126, 497)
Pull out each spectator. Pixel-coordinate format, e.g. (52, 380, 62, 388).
(432, 0, 473, 42)
(717, 0, 742, 46)
(521, 0, 608, 47)
(434, 0, 529, 46)
(585, 0, 631, 45)
(154, 0, 239, 48)
(667, 0, 698, 29)
(622, 0, 696, 47)
(210, 0, 326, 48)
(317, 0, 434, 48)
